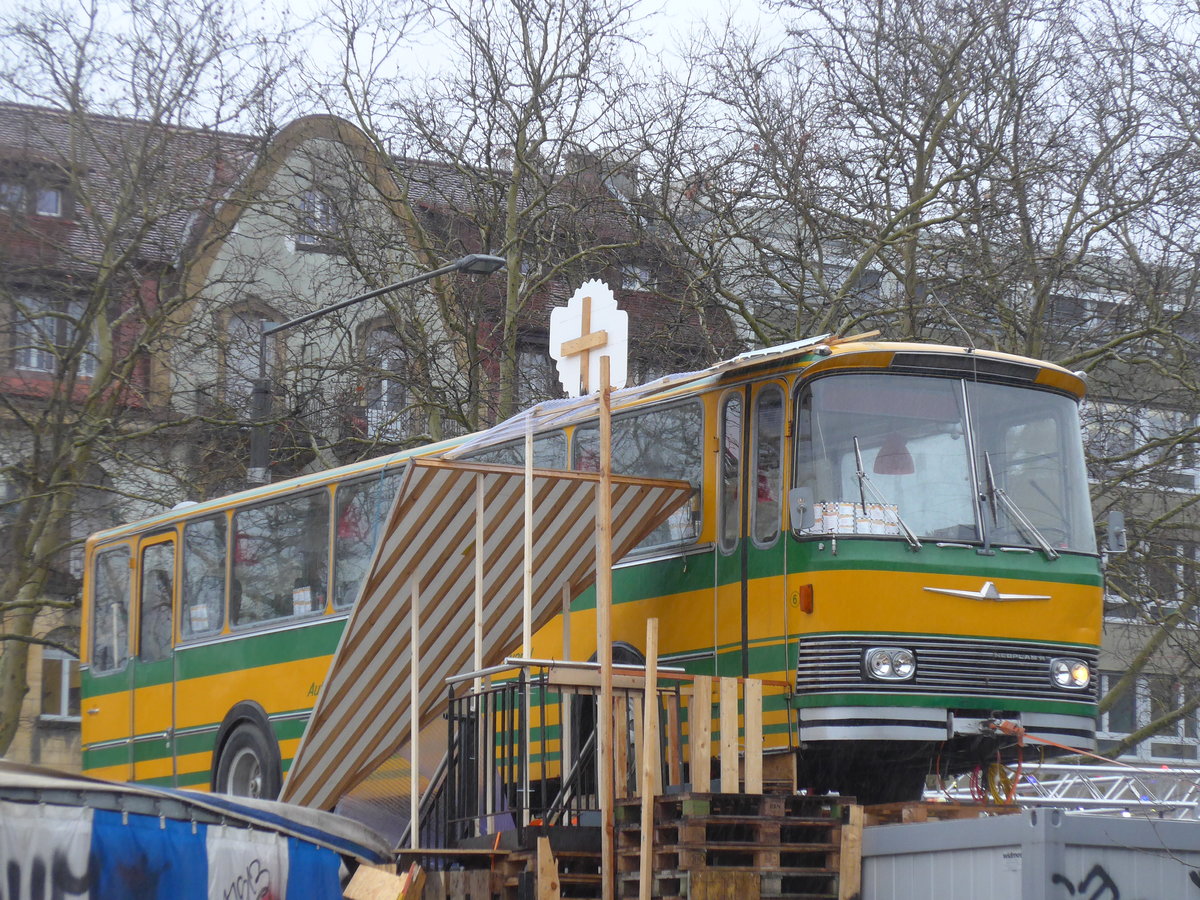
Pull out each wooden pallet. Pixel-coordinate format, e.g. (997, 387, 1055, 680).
(500, 845, 603, 900)
(615, 793, 849, 900)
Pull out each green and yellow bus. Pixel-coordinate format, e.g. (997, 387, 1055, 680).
(81, 335, 1102, 804)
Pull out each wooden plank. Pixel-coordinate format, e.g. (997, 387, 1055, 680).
(743, 678, 762, 794)
(537, 835, 561, 900)
(474, 475, 485, 693)
(719, 677, 739, 793)
(410, 581, 421, 849)
(691, 676, 711, 793)
(631, 695, 644, 799)
(690, 871, 760, 900)
(665, 689, 682, 787)
(344, 864, 405, 900)
(639, 618, 660, 900)
(614, 694, 629, 799)
(838, 805, 864, 900)
(597, 356, 615, 900)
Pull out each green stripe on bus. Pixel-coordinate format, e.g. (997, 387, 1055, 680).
(83, 744, 130, 770)
(174, 620, 346, 681)
(781, 539, 1103, 585)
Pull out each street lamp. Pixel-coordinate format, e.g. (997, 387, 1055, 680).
(248, 253, 507, 484)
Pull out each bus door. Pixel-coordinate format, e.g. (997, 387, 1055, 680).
(131, 532, 177, 786)
(85, 541, 136, 781)
(716, 383, 788, 679)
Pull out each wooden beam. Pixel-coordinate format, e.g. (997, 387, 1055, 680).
(559, 329, 609, 356)
(691, 676, 711, 793)
(719, 677, 738, 793)
(743, 679, 762, 794)
(410, 581, 421, 849)
(537, 835, 561, 900)
(639, 618, 660, 900)
(597, 355, 615, 900)
(838, 805, 864, 900)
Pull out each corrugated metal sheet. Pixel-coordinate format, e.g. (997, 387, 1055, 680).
(281, 458, 691, 810)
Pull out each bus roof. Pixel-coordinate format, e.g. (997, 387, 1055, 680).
(88, 334, 1084, 545)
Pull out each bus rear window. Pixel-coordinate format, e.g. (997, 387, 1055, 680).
(91, 546, 131, 672)
(233, 491, 330, 627)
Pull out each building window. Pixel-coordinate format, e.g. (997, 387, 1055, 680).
(40, 646, 80, 721)
(619, 263, 652, 291)
(222, 309, 275, 411)
(363, 328, 419, 440)
(1084, 402, 1199, 491)
(12, 295, 97, 377)
(1099, 672, 1200, 762)
(1105, 541, 1198, 623)
(0, 181, 25, 210)
(295, 188, 339, 249)
(0, 172, 68, 218)
(516, 338, 559, 406)
(35, 186, 63, 218)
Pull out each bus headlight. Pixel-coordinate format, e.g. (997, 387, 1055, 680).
(1050, 658, 1090, 690)
(865, 647, 916, 681)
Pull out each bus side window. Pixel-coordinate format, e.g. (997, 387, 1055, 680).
(91, 546, 131, 673)
(333, 472, 401, 608)
(719, 394, 743, 553)
(138, 541, 175, 662)
(182, 515, 226, 638)
(753, 386, 784, 546)
(234, 490, 330, 626)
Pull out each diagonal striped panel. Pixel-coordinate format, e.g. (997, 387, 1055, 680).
(281, 458, 691, 810)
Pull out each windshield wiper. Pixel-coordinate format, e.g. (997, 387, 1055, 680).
(982, 452, 1059, 561)
(853, 437, 922, 550)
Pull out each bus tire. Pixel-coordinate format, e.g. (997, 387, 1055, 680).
(215, 723, 281, 800)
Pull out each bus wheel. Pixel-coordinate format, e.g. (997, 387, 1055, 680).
(215, 723, 281, 800)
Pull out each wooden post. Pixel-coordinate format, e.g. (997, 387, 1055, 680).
(410, 581, 421, 849)
(597, 355, 615, 900)
(475, 475, 485, 691)
(691, 675, 712, 793)
(614, 695, 629, 799)
(743, 679, 763, 793)
(523, 422, 534, 657)
(838, 805, 864, 900)
(538, 835, 561, 900)
(719, 677, 738, 793)
(561, 582, 572, 768)
(665, 691, 682, 788)
(522, 422, 534, 825)
(475, 475, 487, 838)
(639, 618, 660, 900)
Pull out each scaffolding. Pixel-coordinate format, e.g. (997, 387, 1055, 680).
(936, 762, 1200, 818)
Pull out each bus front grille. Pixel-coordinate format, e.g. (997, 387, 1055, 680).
(794, 634, 1099, 704)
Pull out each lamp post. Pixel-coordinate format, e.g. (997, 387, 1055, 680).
(247, 253, 507, 484)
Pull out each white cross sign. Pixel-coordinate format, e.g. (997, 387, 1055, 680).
(549, 280, 628, 397)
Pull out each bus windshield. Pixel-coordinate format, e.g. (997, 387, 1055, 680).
(796, 373, 1096, 553)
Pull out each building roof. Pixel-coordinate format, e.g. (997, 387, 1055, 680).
(0, 102, 261, 276)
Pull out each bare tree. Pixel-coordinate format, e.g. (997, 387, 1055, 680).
(303, 0, 664, 428)
(0, 0, 291, 754)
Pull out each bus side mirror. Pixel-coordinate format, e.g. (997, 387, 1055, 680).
(1106, 511, 1127, 554)
(789, 487, 815, 531)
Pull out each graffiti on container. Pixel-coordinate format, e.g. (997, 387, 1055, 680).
(1050, 863, 1149, 900)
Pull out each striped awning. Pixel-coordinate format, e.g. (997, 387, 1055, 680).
(281, 458, 692, 810)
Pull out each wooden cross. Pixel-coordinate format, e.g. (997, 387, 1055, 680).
(557, 294, 608, 394)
